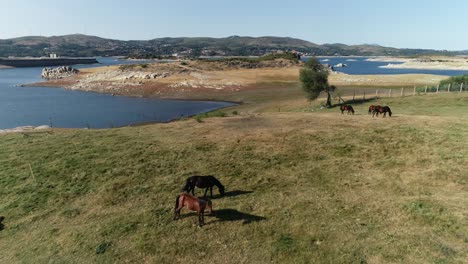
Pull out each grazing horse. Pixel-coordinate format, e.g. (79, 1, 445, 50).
(340, 105, 355, 115)
(174, 193, 213, 226)
(368, 105, 380, 115)
(181, 175, 225, 198)
(372, 106, 392, 117)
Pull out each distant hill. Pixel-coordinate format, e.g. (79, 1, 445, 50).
(0, 34, 463, 58)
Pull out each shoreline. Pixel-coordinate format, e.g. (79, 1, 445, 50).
(0, 125, 51, 134)
(379, 63, 468, 71)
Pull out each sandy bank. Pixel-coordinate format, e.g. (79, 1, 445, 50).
(369, 56, 468, 70)
(0, 125, 51, 134)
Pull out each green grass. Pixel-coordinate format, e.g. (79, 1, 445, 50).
(0, 95, 467, 263)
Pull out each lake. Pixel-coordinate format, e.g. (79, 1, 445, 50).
(311, 57, 468, 76)
(0, 58, 235, 129)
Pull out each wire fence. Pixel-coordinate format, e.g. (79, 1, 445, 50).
(331, 82, 467, 104)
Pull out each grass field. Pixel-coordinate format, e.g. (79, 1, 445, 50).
(0, 92, 467, 263)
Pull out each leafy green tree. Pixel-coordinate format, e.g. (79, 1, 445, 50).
(299, 57, 335, 107)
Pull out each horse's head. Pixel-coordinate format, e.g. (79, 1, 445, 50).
(219, 184, 225, 196)
(181, 179, 191, 192)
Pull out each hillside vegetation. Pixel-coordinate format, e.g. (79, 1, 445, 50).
(0, 93, 467, 263)
(0, 34, 460, 58)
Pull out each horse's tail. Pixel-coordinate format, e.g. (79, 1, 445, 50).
(206, 198, 213, 213)
(388, 107, 392, 117)
(175, 195, 180, 210)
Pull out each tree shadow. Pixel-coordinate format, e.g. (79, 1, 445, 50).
(333, 97, 378, 108)
(210, 209, 266, 225)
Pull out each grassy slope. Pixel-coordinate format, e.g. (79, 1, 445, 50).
(0, 94, 467, 263)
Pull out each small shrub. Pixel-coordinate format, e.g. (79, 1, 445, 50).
(232, 110, 239, 115)
(196, 116, 203, 123)
(139, 63, 148, 69)
(96, 242, 112, 254)
(119, 64, 136, 71)
(275, 234, 295, 252)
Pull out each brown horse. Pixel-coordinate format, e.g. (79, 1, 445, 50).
(372, 106, 392, 117)
(368, 105, 380, 115)
(174, 193, 213, 226)
(340, 105, 355, 115)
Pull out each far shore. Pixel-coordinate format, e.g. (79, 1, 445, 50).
(368, 56, 468, 71)
(24, 61, 447, 103)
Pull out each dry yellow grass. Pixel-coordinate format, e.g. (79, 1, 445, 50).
(329, 73, 446, 86)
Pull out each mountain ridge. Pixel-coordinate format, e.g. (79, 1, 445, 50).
(0, 34, 464, 58)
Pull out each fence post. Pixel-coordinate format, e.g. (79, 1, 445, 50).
(436, 84, 439, 93)
(425, 85, 427, 94)
(460, 83, 463, 93)
(448, 83, 451, 92)
(413, 86, 416, 96)
(376, 89, 379, 98)
(363, 91, 366, 100)
(389, 89, 392, 97)
(400, 87, 404, 97)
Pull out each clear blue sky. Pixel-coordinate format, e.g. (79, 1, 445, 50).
(1, 0, 467, 50)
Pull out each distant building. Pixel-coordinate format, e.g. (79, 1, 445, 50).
(50, 53, 58, 58)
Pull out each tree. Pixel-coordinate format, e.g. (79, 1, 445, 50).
(299, 57, 335, 107)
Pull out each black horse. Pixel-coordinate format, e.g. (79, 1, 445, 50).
(372, 106, 392, 117)
(181, 175, 225, 198)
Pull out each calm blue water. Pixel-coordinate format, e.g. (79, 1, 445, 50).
(307, 57, 468, 76)
(0, 58, 235, 129)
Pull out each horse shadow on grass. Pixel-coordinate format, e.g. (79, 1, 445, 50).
(210, 209, 266, 225)
(175, 209, 266, 225)
(222, 190, 253, 198)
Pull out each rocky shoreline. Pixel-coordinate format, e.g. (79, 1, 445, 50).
(41, 66, 79, 79)
(25, 59, 302, 99)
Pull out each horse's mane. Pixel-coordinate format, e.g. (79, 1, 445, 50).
(209, 176, 224, 188)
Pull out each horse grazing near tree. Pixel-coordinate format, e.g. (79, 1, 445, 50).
(174, 193, 213, 227)
(340, 105, 355, 115)
(368, 105, 380, 115)
(372, 106, 392, 117)
(181, 175, 225, 198)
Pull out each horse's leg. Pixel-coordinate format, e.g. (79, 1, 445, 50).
(204, 187, 209, 197)
(198, 211, 203, 227)
(174, 206, 181, 220)
(191, 186, 195, 196)
(210, 186, 213, 198)
(200, 211, 205, 226)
